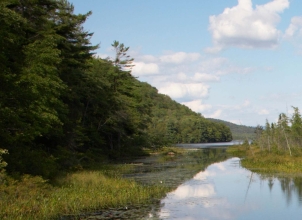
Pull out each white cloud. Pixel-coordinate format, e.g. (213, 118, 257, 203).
(205, 109, 222, 118)
(284, 17, 302, 53)
(132, 62, 159, 76)
(176, 72, 188, 81)
(258, 109, 270, 115)
(285, 16, 302, 38)
(243, 100, 251, 107)
(158, 83, 209, 99)
(208, 0, 289, 51)
(181, 100, 212, 112)
(138, 55, 159, 63)
(160, 52, 201, 64)
(192, 73, 220, 82)
(175, 72, 220, 83)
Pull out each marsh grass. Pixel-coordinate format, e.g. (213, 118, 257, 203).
(0, 165, 169, 220)
(228, 145, 302, 174)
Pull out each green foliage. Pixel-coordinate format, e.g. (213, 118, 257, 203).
(144, 87, 232, 147)
(1, 0, 232, 179)
(207, 118, 256, 140)
(0, 168, 168, 219)
(254, 107, 302, 156)
(0, 149, 8, 171)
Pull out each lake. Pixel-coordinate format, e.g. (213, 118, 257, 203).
(158, 157, 302, 220)
(82, 143, 302, 219)
(175, 140, 247, 148)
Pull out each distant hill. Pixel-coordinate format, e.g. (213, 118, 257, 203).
(207, 118, 256, 140)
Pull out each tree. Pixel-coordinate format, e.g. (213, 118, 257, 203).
(290, 107, 302, 146)
(265, 120, 271, 152)
(0, 149, 8, 172)
(279, 113, 292, 156)
(111, 40, 134, 71)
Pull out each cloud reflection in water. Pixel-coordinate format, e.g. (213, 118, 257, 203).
(158, 157, 302, 220)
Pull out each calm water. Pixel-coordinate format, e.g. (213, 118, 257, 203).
(158, 157, 302, 220)
(175, 140, 245, 148)
(81, 144, 302, 219)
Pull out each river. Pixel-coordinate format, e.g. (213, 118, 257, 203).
(82, 142, 302, 219)
(158, 157, 302, 220)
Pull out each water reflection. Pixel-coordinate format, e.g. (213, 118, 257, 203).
(259, 175, 302, 207)
(175, 140, 244, 148)
(158, 158, 302, 220)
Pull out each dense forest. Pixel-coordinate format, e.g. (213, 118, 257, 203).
(0, 0, 232, 179)
(207, 118, 256, 140)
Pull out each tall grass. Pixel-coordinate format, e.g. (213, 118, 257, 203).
(0, 167, 168, 219)
(228, 145, 302, 174)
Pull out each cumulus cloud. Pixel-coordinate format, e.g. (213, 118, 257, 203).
(285, 16, 302, 38)
(176, 72, 188, 81)
(158, 83, 209, 100)
(181, 100, 212, 112)
(284, 16, 302, 53)
(175, 72, 220, 83)
(131, 62, 159, 76)
(208, 0, 289, 51)
(160, 52, 200, 64)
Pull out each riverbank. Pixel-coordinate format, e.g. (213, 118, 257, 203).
(227, 145, 302, 174)
(0, 148, 177, 219)
(0, 166, 169, 220)
(0, 146, 231, 219)
(0, 147, 205, 219)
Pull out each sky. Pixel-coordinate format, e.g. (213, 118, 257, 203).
(69, 0, 302, 126)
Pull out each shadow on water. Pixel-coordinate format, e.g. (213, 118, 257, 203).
(65, 142, 302, 219)
(68, 146, 231, 219)
(124, 147, 230, 188)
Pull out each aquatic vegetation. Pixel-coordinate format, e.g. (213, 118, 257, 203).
(228, 145, 302, 174)
(0, 147, 231, 219)
(0, 167, 168, 219)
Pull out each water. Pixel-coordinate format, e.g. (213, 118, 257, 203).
(80, 144, 302, 219)
(158, 157, 302, 220)
(175, 140, 245, 148)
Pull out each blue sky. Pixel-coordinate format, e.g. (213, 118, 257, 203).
(70, 0, 302, 126)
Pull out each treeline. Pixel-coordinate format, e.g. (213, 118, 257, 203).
(207, 118, 256, 140)
(0, 0, 232, 179)
(144, 86, 232, 146)
(254, 107, 302, 156)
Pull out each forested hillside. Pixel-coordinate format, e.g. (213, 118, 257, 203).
(0, 0, 232, 179)
(207, 118, 256, 140)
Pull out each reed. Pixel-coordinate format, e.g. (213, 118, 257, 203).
(228, 145, 302, 174)
(0, 166, 168, 219)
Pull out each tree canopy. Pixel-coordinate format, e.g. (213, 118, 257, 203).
(1, 0, 232, 179)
